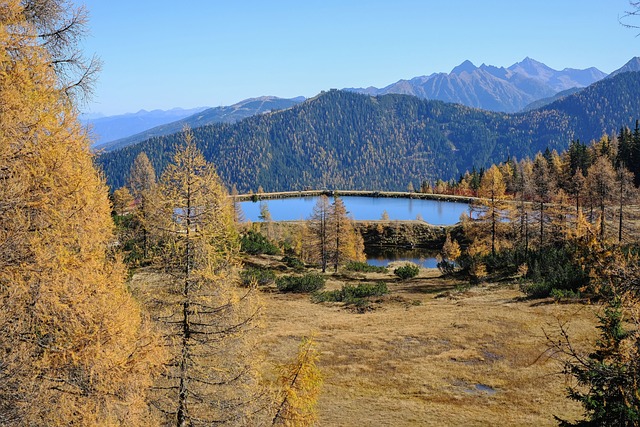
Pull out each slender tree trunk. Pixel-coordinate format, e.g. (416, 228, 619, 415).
(619, 180, 624, 244)
(539, 202, 544, 248)
(177, 181, 192, 427)
(600, 200, 606, 241)
(334, 219, 340, 273)
(321, 212, 327, 273)
(491, 193, 496, 257)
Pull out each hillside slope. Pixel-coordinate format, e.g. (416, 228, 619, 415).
(95, 96, 304, 152)
(97, 72, 640, 193)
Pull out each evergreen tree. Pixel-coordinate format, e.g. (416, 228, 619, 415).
(555, 248, 640, 427)
(0, 1, 163, 424)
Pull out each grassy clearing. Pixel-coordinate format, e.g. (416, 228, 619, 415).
(131, 256, 598, 426)
(254, 257, 597, 426)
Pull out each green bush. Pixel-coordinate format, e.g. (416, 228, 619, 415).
(240, 230, 281, 255)
(313, 282, 389, 303)
(282, 255, 305, 270)
(276, 274, 326, 293)
(240, 267, 276, 287)
(345, 261, 388, 273)
(312, 282, 389, 308)
(521, 247, 589, 298)
(394, 263, 420, 280)
(520, 281, 552, 299)
(550, 288, 581, 300)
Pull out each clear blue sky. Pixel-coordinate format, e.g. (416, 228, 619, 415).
(77, 0, 640, 115)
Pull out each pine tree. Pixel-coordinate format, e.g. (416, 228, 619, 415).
(0, 1, 163, 424)
(147, 127, 262, 426)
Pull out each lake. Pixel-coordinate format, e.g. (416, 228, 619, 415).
(239, 195, 469, 226)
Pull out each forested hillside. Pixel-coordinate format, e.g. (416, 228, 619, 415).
(98, 72, 640, 192)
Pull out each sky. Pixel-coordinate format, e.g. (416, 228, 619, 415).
(76, 0, 640, 116)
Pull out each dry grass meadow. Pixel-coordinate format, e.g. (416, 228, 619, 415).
(132, 257, 601, 426)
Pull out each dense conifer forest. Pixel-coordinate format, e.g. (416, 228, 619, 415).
(98, 72, 640, 193)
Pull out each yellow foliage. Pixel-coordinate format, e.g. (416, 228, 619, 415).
(273, 337, 323, 426)
(442, 232, 461, 262)
(0, 1, 164, 424)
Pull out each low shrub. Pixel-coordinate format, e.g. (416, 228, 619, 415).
(394, 263, 420, 280)
(436, 259, 457, 275)
(276, 274, 326, 293)
(521, 247, 589, 298)
(550, 288, 581, 300)
(312, 282, 389, 308)
(519, 281, 551, 298)
(282, 255, 305, 270)
(240, 230, 281, 255)
(240, 267, 276, 287)
(345, 261, 388, 273)
(313, 282, 389, 303)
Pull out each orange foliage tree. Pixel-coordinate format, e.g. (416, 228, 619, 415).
(0, 1, 163, 424)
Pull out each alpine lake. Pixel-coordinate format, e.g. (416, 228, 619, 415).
(238, 195, 470, 269)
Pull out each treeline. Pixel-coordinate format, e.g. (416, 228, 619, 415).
(97, 72, 640, 193)
(440, 130, 639, 293)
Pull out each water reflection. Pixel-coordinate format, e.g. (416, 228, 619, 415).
(365, 247, 440, 269)
(239, 195, 469, 225)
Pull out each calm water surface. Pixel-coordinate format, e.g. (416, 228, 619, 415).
(365, 247, 440, 269)
(239, 195, 469, 226)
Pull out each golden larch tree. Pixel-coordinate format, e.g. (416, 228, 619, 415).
(148, 127, 263, 426)
(272, 337, 322, 427)
(0, 1, 163, 425)
(328, 196, 365, 272)
(127, 151, 157, 260)
(306, 195, 331, 273)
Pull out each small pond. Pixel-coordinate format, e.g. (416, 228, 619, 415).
(365, 247, 440, 269)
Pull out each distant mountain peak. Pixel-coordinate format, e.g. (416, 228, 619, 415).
(608, 57, 640, 78)
(451, 60, 477, 75)
(508, 57, 555, 76)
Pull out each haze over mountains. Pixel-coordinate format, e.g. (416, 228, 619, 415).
(346, 57, 607, 113)
(82, 107, 209, 145)
(94, 96, 305, 152)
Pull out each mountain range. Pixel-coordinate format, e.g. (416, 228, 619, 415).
(345, 57, 608, 113)
(94, 96, 305, 152)
(82, 107, 209, 146)
(97, 70, 640, 193)
(91, 57, 640, 153)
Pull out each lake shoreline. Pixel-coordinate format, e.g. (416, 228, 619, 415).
(233, 189, 476, 204)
